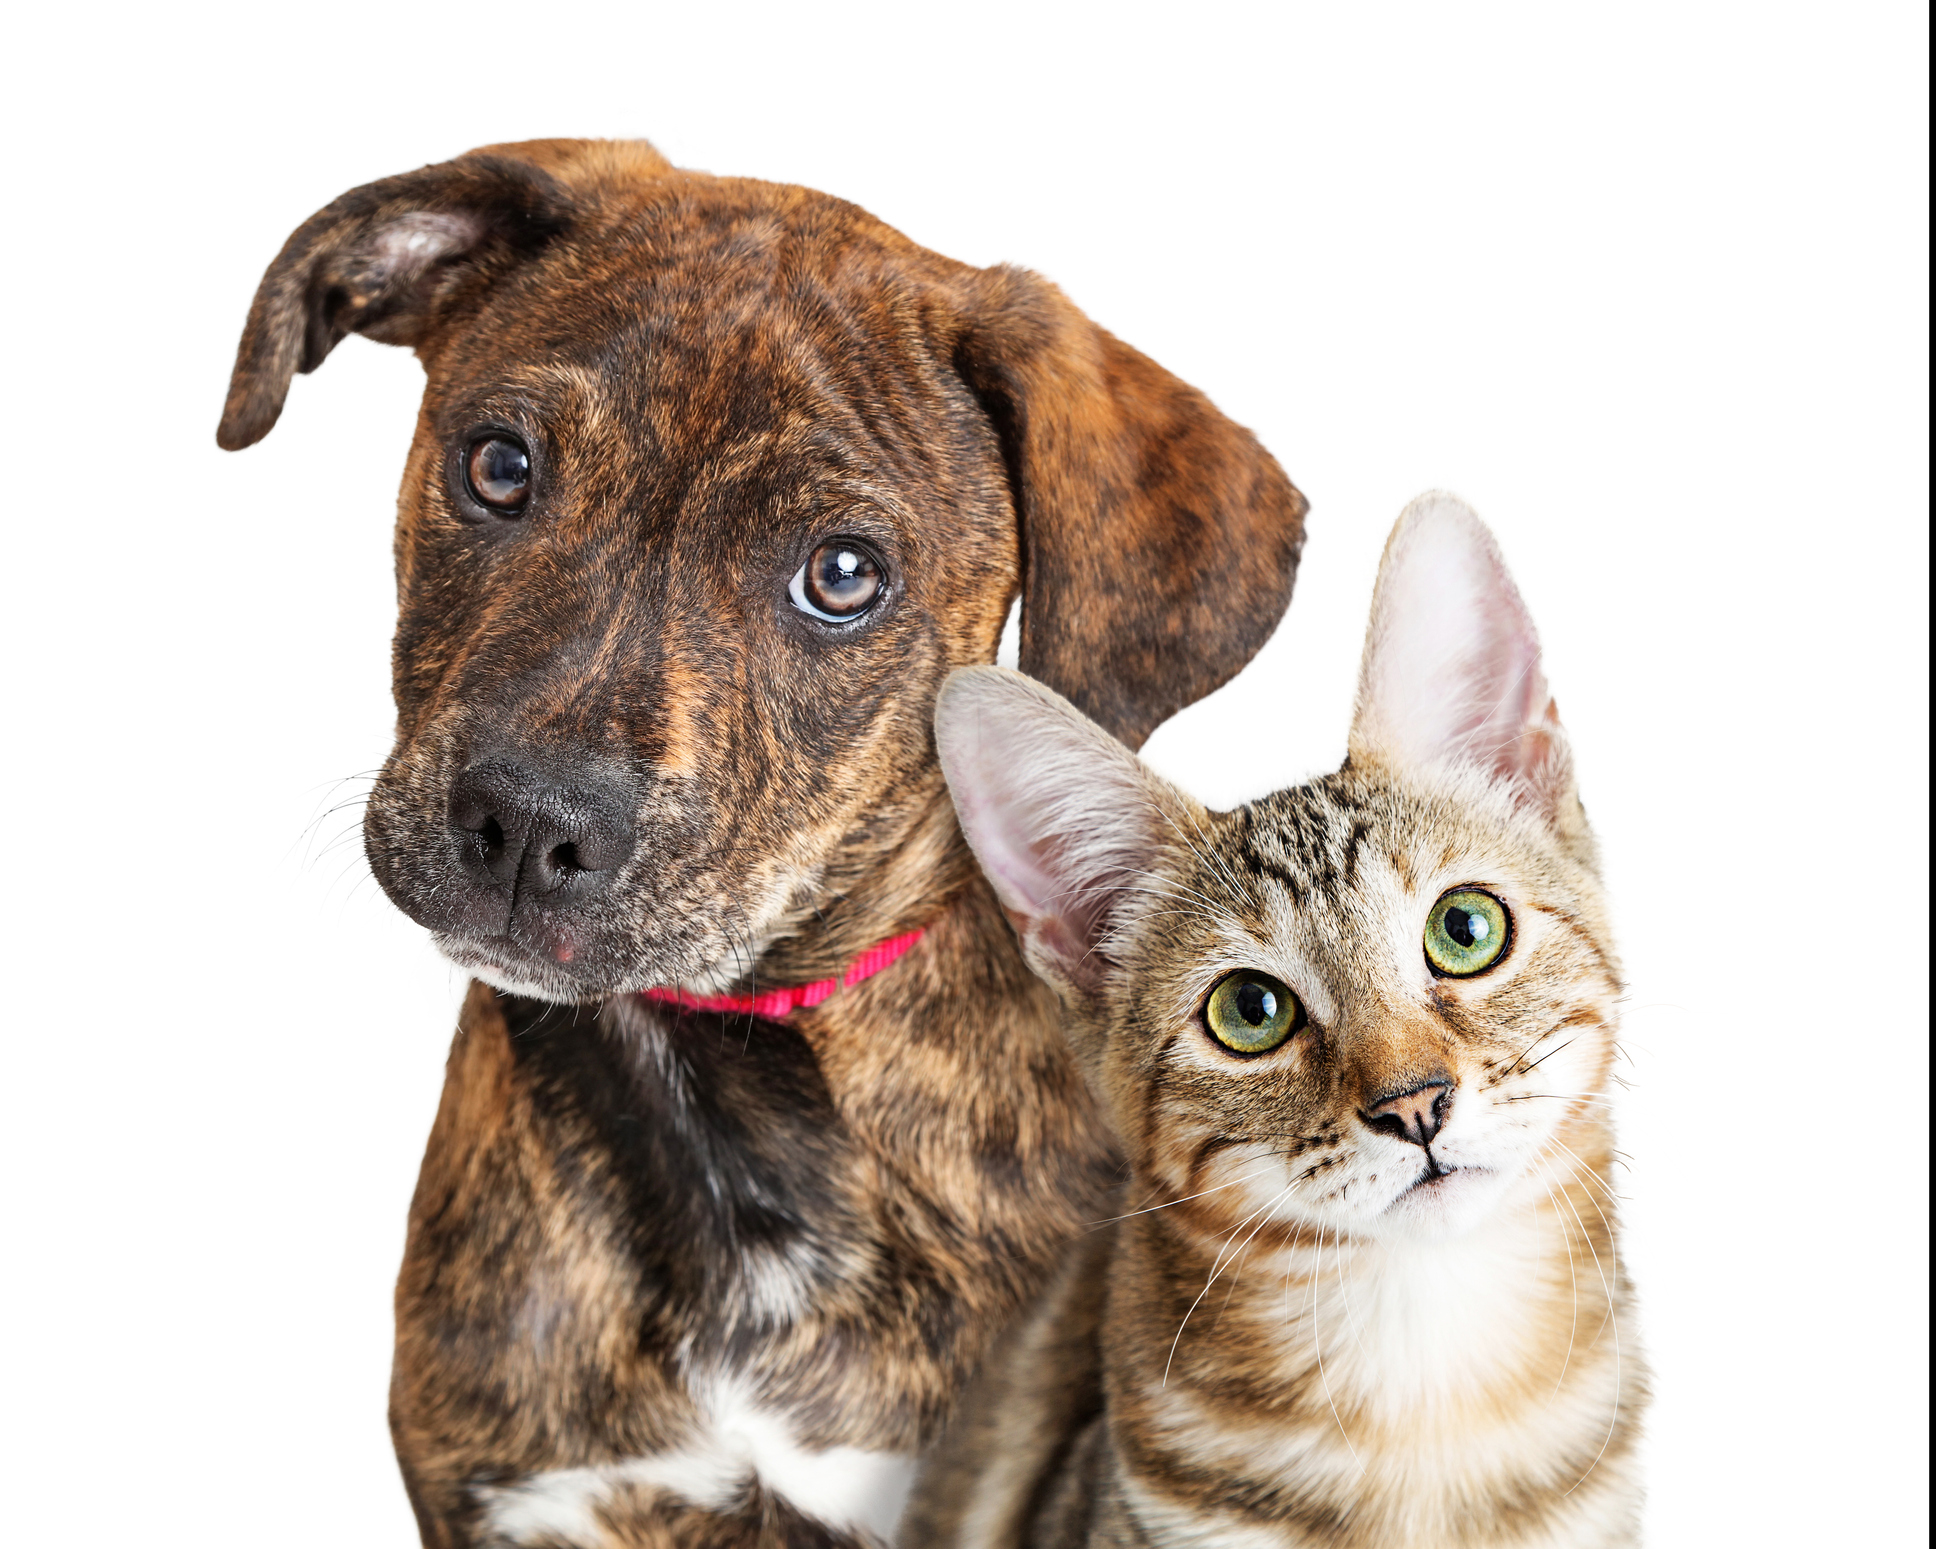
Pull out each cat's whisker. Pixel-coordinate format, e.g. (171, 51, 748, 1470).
(1311, 1225, 1367, 1477)
(1161, 1183, 1295, 1388)
(1549, 1161, 1622, 1368)
(1517, 1035, 1582, 1078)
(1114, 904, 1250, 929)
(1550, 1147, 1630, 1447)
(1548, 1140, 1625, 1212)
(1091, 1166, 1283, 1227)
(1117, 858, 1224, 898)
(1176, 806, 1256, 916)
(1553, 1159, 1624, 1500)
(1495, 1015, 1571, 1083)
(1107, 867, 1225, 915)
(1329, 1219, 1373, 1366)
(1540, 1183, 1582, 1407)
(1110, 868, 1251, 938)
(1061, 864, 1249, 977)
(1208, 1186, 1291, 1274)
(1281, 1242, 1293, 1331)
(1498, 1001, 1611, 1086)
(1212, 1197, 1284, 1331)
(1155, 803, 1238, 890)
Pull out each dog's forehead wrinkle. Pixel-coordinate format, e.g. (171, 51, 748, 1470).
(480, 229, 954, 445)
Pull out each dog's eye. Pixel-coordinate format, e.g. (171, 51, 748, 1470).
(1424, 888, 1511, 976)
(465, 436, 531, 514)
(789, 540, 885, 622)
(1205, 971, 1303, 1056)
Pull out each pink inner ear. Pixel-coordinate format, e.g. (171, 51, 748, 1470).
(947, 730, 1141, 964)
(934, 668, 1171, 993)
(371, 211, 487, 283)
(1354, 495, 1558, 793)
(948, 779, 1070, 924)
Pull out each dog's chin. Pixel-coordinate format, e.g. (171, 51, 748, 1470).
(434, 933, 618, 1002)
(432, 925, 783, 1005)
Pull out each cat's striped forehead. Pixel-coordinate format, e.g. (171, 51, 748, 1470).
(1186, 763, 1572, 920)
(1227, 777, 1388, 912)
(1195, 772, 1467, 921)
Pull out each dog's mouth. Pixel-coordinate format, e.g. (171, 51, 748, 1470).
(434, 929, 628, 1002)
(433, 923, 749, 1004)
(423, 872, 811, 1005)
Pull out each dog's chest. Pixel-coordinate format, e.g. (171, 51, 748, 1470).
(506, 996, 882, 1333)
(478, 1379, 917, 1544)
(464, 985, 1112, 1542)
(474, 1003, 923, 1535)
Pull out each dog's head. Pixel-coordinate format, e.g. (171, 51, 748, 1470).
(221, 139, 1306, 1002)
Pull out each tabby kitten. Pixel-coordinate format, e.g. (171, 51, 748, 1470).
(906, 494, 1646, 1548)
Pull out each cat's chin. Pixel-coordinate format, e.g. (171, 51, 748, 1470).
(1370, 1164, 1513, 1241)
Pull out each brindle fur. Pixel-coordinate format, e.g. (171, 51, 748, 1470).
(219, 139, 1306, 1546)
(913, 502, 1646, 1546)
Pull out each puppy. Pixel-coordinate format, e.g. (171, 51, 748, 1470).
(220, 138, 1306, 1547)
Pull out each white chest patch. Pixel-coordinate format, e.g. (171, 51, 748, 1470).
(477, 1381, 915, 1546)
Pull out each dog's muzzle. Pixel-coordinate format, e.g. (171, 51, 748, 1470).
(442, 754, 637, 946)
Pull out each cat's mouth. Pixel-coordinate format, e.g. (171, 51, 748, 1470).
(1409, 1154, 1455, 1192)
(1379, 1158, 1510, 1235)
(1394, 1154, 1502, 1205)
(1404, 1159, 1461, 1194)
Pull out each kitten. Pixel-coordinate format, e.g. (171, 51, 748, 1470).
(905, 494, 1646, 1548)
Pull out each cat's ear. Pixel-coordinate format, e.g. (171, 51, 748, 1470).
(935, 667, 1188, 999)
(1348, 492, 1573, 818)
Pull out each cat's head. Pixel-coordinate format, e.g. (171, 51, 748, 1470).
(936, 493, 1619, 1243)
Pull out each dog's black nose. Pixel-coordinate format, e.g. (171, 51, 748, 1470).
(448, 760, 636, 898)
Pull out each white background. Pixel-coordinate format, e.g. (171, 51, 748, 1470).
(1, 3, 1925, 1543)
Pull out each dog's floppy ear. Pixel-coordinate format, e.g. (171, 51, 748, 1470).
(953, 266, 1308, 749)
(216, 139, 672, 451)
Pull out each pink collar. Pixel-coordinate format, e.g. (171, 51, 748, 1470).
(640, 928, 927, 1020)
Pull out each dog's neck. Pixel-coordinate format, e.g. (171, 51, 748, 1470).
(718, 779, 979, 993)
(578, 789, 1117, 1455)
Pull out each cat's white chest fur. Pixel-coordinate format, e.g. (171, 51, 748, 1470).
(476, 1377, 915, 1545)
(1160, 1194, 1606, 1475)
(1135, 1197, 1629, 1548)
(1321, 1204, 1561, 1422)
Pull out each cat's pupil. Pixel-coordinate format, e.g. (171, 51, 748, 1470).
(1235, 982, 1277, 1026)
(1445, 906, 1486, 948)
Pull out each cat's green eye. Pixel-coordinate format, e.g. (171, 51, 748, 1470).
(1424, 889, 1511, 977)
(1205, 971, 1303, 1056)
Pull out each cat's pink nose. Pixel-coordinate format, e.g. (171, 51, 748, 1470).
(1363, 1081, 1452, 1149)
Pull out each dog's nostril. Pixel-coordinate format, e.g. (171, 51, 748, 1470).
(447, 757, 637, 898)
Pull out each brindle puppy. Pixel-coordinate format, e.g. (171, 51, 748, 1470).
(220, 138, 1306, 1548)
